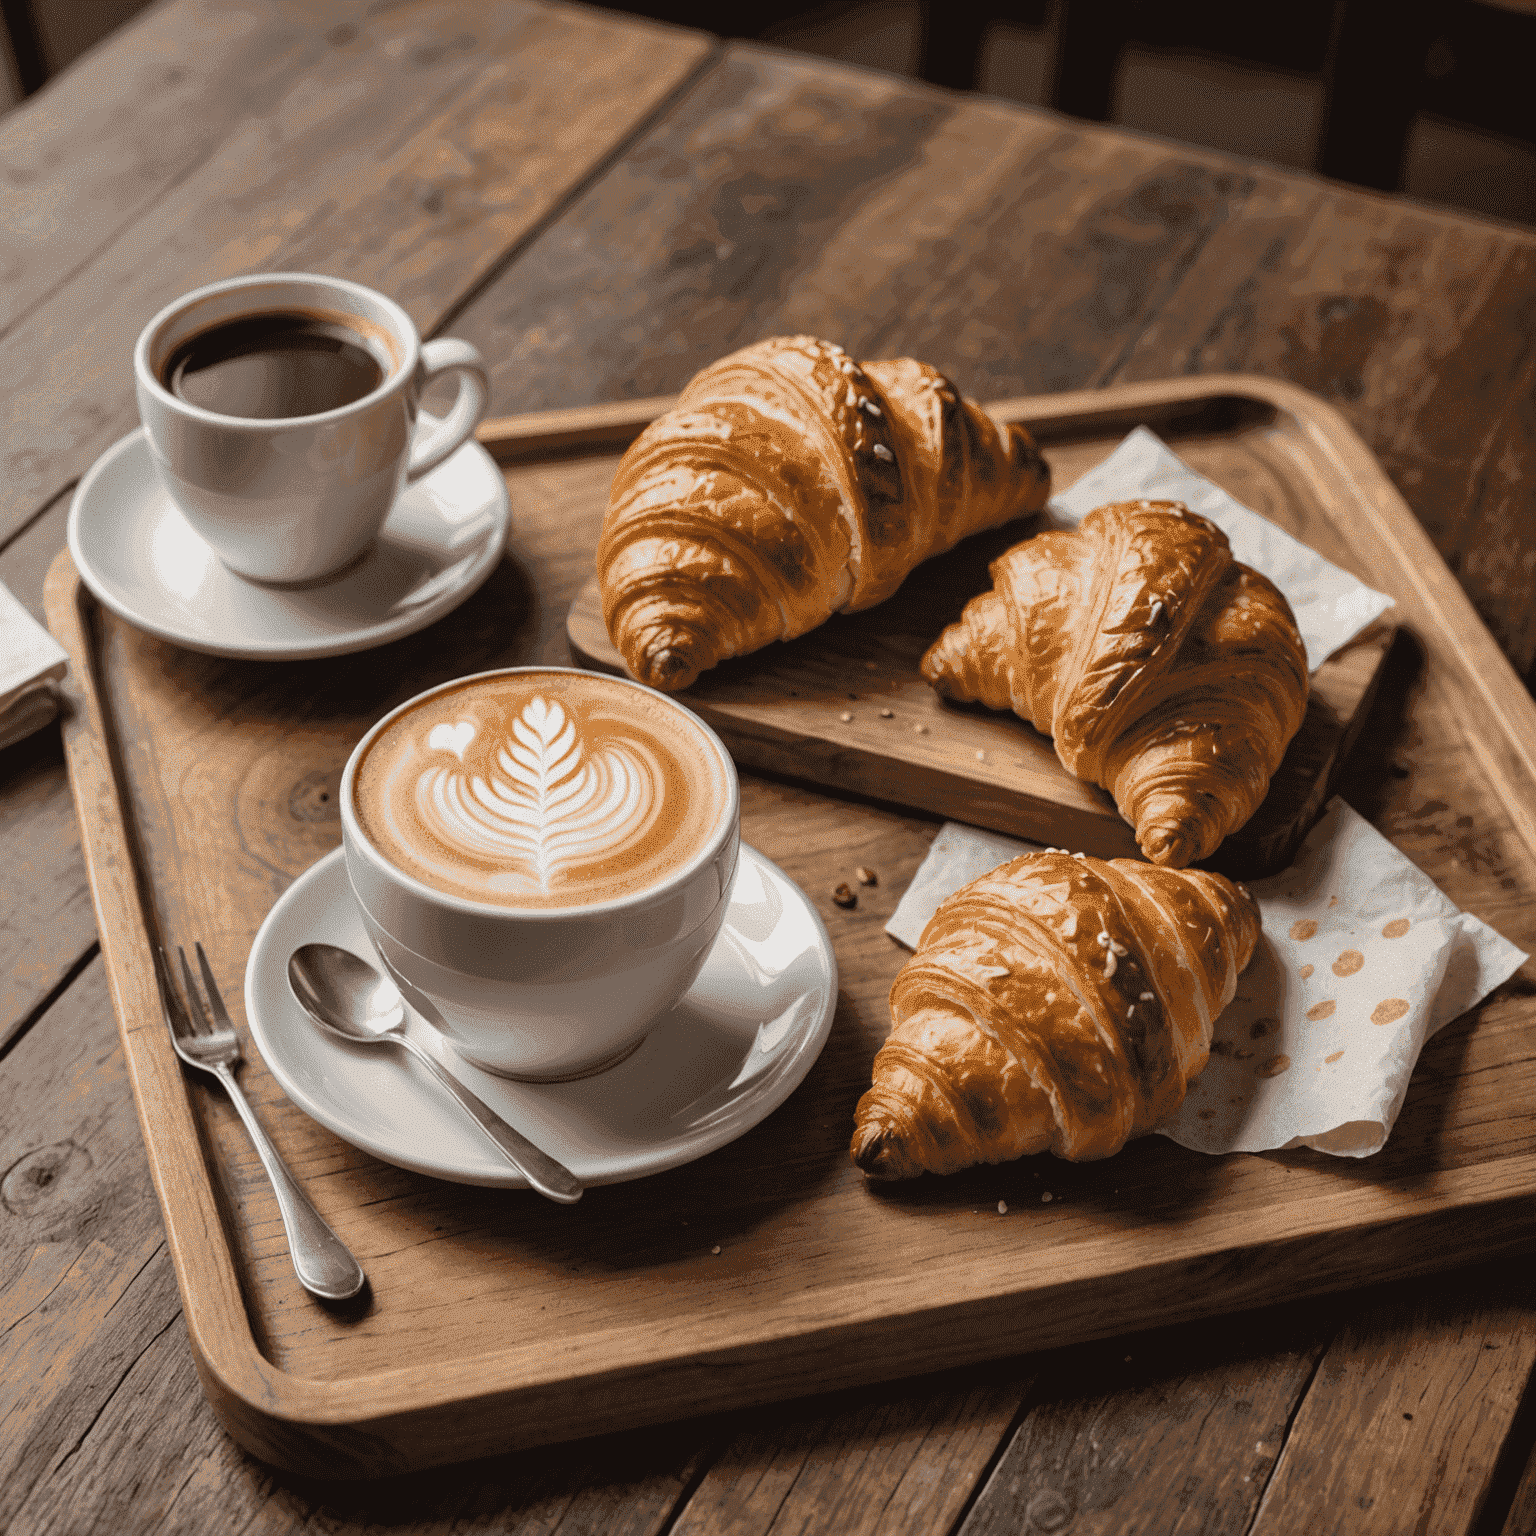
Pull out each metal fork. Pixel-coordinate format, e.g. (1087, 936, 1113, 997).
(156, 941, 366, 1302)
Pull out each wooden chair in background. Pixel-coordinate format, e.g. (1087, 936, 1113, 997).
(1045, 0, 1536, 192)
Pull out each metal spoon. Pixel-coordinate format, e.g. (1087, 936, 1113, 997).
(287, 943, 583, 1204)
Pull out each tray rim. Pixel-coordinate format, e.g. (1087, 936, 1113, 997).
(45, 370, 1536, 1476)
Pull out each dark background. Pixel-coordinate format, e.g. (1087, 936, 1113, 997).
(4, 0, 1533, 226)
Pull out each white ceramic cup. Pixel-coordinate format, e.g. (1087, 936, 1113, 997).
(340, 667, 742, 1081)
(134, 272, 489, 585)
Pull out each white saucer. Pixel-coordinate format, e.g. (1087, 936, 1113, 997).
(67, 416, 509, 660)
(244, 845, 838, 1188)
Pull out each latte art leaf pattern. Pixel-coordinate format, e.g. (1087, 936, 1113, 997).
(417, 697, 663, 891)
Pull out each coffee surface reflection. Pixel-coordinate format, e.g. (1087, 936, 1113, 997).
(353, 672, 729, 908)
(162, 312, 385, 419)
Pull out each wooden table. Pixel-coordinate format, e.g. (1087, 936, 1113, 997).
(3, 2, 1535, 1530)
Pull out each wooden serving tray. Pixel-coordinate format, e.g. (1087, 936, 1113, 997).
(565, 391, 1397, 876)
(45, 374, 1536, 1479)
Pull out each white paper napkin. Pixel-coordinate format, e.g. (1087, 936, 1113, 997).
(0, 580, 67, 751)
(885, 800, 1527, 1159)
(1049, 427, 1396, 670)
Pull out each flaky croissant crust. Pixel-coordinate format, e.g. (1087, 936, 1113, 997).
(922, 499, 1309, 867)
(599, 335, 1050, 691)
(852, 851, 1260, 1177)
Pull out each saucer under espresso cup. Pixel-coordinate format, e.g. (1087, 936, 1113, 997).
(66, 416, 509, 660)
(245, 843, 836, 1187)
(341, 666, 741, 1081)
(133, 272, 489, 585)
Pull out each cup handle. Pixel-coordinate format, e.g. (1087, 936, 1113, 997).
(406, 337, 489, 482)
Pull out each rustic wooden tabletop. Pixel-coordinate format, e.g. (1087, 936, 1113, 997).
(3, 1, 1536, 1531)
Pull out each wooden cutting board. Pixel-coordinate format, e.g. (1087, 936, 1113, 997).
(563, 384, 1396, 878)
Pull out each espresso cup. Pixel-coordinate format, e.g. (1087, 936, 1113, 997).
(340, 666, 741, 1080)
(134, 272, 489, 585)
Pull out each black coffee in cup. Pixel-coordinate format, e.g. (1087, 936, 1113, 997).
(161, 312, 385, 419)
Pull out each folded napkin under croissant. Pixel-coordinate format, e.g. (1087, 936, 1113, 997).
(885, 430, 1525, 1159)
(0, 580, 67, 752)
(889, 801, 1525, 1158)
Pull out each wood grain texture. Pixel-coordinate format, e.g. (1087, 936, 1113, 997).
(0, 728, 93, 1054)
(954, 1259, 1536, 1536)
(0, 0, 715, 545)
(0, 958, 176, 1531)
(453, 45, 1260, 414)
(671, 1371, 1031, 1536)
(0, 0, 362, 336)
(16, 1394, 705, 1536)
(1501, 1441, 1536, 1536)
(562, 378, 1395, 877)
(1250, 1269, 1536, 1535)
(957, 1305, 1328, 1535)
(0, 496, 97, 1052)
(1113, 171, 1536, 677)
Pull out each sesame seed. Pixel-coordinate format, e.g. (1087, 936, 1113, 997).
(840, 711, 853, 722)
(997, 1200, 1008, 1214)
(880, 707, 893, 718)
(711, 1245, 721, 1255)
(1042, 1192, 1053, 1203)
(872, 443, 893, 461)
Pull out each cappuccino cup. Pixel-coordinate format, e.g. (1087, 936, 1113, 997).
(134, 272, 488, 585)
(341, 667, 741, 1080)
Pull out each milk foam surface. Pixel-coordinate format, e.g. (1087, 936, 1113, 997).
(354, 672, 728, 908)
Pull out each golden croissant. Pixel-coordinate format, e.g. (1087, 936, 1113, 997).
(851, 850, 1260, 1177)
(598, 335, 1050, 691)
(922, 499, 1308, 867)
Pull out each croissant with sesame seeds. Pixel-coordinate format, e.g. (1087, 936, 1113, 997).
(597, 335, 1050, 692)
(851, 849, 1260, 1176)
(922, 499, 1309, 867)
